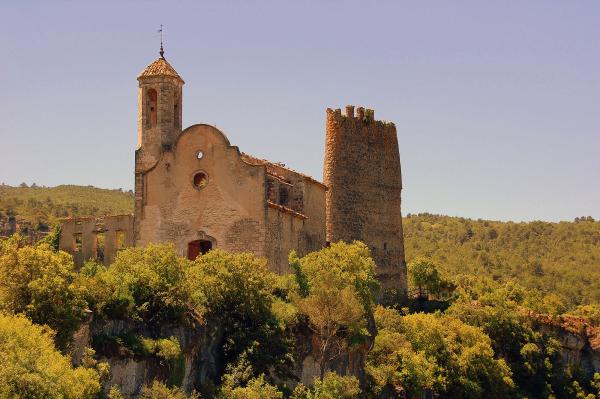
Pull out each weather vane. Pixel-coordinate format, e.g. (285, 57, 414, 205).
(158, 24, 164, 58)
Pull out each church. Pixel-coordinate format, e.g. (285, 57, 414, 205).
(58, 48, 407, 291)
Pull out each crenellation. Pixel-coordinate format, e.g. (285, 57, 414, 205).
(356, 106, 365, 119)
(345, 105, 354, 117)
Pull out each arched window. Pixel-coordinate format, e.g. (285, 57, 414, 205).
(147, 89, 158, 127)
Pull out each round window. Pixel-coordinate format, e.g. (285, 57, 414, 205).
(197, 151, 204, 159)
(193, 171, 209, 189)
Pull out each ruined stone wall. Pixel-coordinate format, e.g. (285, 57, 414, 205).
(135, 124, 268, 261)
(0, 215, 48, 243)
(242, 155, 328, 271)
(323, 106, 406, 291)
(59, 214, 134, 268)
(265, 206, 307, 274)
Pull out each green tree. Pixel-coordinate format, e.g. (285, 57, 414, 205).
(139, 380, 199, 399)
(447, 285, 572, 398)
(0, 313, 102, 398)
(85, 243, 190, 327)
(36, 224, 61, 251)
(289, 241, 378, 378)
(408, 258, 454, 298)
(184, 249, 293, 380)
(366, 325, 437, 397)
(408, 257, 445, 298)
(219, 374, 283, 399)
(291, 372, 361, 399)
(370, 306, 514, 398)
(0, 235, 87, 348)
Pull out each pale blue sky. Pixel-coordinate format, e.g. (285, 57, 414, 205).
(1, 1, 599, 222)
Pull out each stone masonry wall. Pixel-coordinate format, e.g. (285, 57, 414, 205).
(59, 214, 134, 268)
(323, 106, 407, 291)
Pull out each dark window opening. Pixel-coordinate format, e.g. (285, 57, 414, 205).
(74, 233, 82, 252)
(147, 89, 158, 127)
(188, 240, 212, 260)
(384, 242, 387, 250)
(279, 186, 289, 206)
(116, 230, 126, 250)
(96, 232, 105, 262)
(174, 94, 179, 127)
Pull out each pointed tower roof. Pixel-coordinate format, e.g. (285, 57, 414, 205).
(138, 57, 184, 83)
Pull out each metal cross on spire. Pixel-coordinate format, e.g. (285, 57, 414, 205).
(158, 24, 164, 58)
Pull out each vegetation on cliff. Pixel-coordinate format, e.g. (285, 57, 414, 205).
(3, 236, 598, 398)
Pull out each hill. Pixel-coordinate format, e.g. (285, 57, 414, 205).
(0, 184, 134, 233)
(403, 213, 600, 310)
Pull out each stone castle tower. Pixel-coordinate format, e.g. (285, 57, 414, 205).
(324, 106, 407, 290)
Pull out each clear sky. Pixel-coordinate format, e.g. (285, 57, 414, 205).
(1, 1, 599, 222)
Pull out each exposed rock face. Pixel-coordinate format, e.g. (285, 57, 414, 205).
(531, 313, 600, 377)
(71, 316, 369, 398)
(292, 325, 372, 387)
(69, 317, 221, 398)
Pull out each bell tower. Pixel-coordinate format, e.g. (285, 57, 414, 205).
(134, 44, 184, 243)
(136, 45, 184, 166)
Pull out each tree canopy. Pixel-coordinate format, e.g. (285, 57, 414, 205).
(0, 313, 103, 399)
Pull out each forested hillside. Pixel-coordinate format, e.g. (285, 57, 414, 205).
(0, 184, 133, 229)
(403, 213, 600, 311)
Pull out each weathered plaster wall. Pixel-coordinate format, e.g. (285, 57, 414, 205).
(135, 124, 267, 260)
(58, 214, 133, 268)
(324, 106, 407, 291)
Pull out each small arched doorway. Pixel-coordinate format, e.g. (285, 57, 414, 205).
(188, 239, 212, 260)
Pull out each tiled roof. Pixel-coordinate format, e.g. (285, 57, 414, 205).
(241, 153, 327, 189)
(267, 201, 307, 219)
(138, 57, 184, 82)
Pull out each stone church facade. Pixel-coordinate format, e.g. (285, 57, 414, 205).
(59, 53, 407, 291)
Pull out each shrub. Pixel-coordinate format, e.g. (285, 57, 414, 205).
(0, 313, 102, 398)
(0, 235, 87, 348)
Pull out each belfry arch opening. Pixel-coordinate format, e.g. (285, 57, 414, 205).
(188, 239, 212, 260)
(147, 89, 158, 127)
